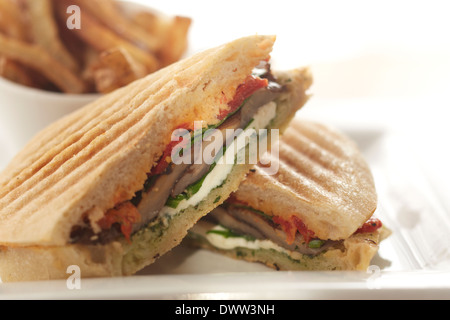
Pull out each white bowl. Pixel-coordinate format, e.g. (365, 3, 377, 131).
(0, 77, 100, 160)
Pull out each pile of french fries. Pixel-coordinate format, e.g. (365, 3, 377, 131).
(0, 0, 191, 94)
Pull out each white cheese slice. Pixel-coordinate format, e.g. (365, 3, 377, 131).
(204, 225, 304, 261)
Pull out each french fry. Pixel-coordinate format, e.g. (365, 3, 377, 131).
(72, 0, 162, 52)
(132, 10, 159, 33)
(158, 16, 192, 67)
(80, 46, 101, 93)
(0, 55, 37, 87)
(57, 6, 160, 74)
(0, 0, 28, 40)
(132, 11, 169, 49)
(0, 33, 86, 93)
(92, 47, 147, 94)
(23, 0, 79, 72)
(132, 12, 191, 67)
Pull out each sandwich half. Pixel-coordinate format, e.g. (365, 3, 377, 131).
(188, 119, 390, 271)
(0, 35, 312, 281)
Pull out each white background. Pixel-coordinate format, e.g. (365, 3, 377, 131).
(1, 0, 450, 298)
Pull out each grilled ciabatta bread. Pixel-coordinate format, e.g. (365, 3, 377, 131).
(0, 35, 312, 281)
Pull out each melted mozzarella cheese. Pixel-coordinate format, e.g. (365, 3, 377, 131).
(204, 225, 304, 260)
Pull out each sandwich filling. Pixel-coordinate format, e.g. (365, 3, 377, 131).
(190, 201, 383, 257)
(69, 62, 285, 245)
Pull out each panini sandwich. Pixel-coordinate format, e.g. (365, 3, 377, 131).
(0, 35, 312, 281)
(188, 119, 390, 271)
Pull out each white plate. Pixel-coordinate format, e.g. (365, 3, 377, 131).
(1, 98, 450, 300)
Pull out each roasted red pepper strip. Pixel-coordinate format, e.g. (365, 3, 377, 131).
(151, 122, 191, 175)
(218, 76, 269, 120)
(273, 215, 315, 245)
(291, 215, 315, 244)
(98, 202, 141, 243)
(355, 218, 382, 234)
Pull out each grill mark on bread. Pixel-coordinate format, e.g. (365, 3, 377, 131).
(281, 131, 347, 169)
(276, 160, 335, 200)
(0, 80, 184, 212)
(0, 51, 225, 210)
(252, 164, 310, 203)
(0, 47, 224, 196)
(256, 147, 335, 202)
(0, 95, 143, 198)
(0, 92, 179, 215)
(278, 142, 338, 188)
(0, 88, 138, 190)
(256, 122, 367, 203)
(290, 122, 351, 160)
